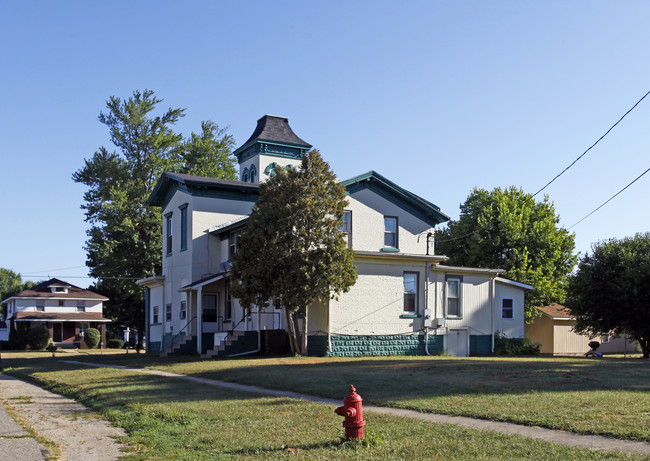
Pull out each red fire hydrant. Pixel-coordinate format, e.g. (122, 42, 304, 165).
(335, 384, 366, 440)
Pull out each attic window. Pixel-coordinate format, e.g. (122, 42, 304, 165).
(51, 286, 68, 293)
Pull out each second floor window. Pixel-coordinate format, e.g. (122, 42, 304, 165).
(76, 301, 86, 312)
(384, 216, 398, 249)
(36, 301, 45, 312)
(339, 211, 352, 247)
(228, 230, 243, 260)
(180, 301, 187, 320)
(166, 304, 172, 321)
(152, 305, 159, 324)
(180, 205, 188, 251)
(166, 213, 173, 255)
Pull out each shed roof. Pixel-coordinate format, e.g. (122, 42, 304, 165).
(535, 303, 575, 320)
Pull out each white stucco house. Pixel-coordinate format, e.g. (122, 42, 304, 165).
(138, 115, 532, 357)
(1, 278, 110, 348)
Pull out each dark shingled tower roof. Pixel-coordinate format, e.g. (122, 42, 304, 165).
(237, 115, 312, 153)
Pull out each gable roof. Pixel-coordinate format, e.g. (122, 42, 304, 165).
(234, 115, 312, 157)
(535, 303, 574, 320)
(147, 172, 260, 208)
(341, 171, 450, 227)
(3, 278, 108, 303)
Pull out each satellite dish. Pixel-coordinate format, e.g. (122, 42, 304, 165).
(219, 261, 231, 272)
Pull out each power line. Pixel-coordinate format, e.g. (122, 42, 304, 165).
(532, 89, 650, 198)
(568, 166, 650, 230)
(436, 89, 650, 245)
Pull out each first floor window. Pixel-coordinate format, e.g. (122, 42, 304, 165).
(152, 306, 159, 324)
(225, 282, 232, 321)
(180, 301, 187, 320)
(403, 272, 418, 312)
(501, 298, 514, 319)
(446, 279, 461, 317)
(166, 304, 172, 321)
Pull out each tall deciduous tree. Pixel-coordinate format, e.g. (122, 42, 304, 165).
(73, 90, 237, 343)
(568, 233, 650, 359)
(436, 187, 577, 321)
(230, 150, 357, 355)
(0, 269, 35, 319)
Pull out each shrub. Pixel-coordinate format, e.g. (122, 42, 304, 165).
(108, 338, 124, 349)
(84, 328, 101, 349)
(28, 325, 52, 350)
(0, 340, 11, 350)
(494, 331, 541, 356)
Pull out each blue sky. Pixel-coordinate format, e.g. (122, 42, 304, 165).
(1, 1, 649, 287)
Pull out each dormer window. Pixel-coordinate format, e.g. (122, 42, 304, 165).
(50, 286, 69, 294)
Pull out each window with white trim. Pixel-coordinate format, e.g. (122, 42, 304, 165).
(36, 301, 45, 312)
(166, 303, 172, 321)
(76, 300, 86, 312)
(446, 278, 461, 317)
(384, 216, 398, 249)
(403, 272, 418, 313)
(165, 212, 173, 255)
(180, 204, 188, 251)
(152, 306, 159, 324)
(339, 210, 352, 247)
(501, 298, 514, 319)
(180, 301, 187, 320)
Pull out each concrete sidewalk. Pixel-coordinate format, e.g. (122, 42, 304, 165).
(0, 376, 49, 460)
(63, 360, 650, 457)
(0, 373, 126, 461)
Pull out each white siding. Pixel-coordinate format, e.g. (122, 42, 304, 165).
(494, 282, 525, 338)
(346, 189, 434, 255)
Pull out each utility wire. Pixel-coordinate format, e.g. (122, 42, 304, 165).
(532, 89, 650, 198)
(567, 166, 650, 230)
(436, 89, 650, 245)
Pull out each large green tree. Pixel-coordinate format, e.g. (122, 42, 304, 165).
(73, 90, 237, 342)
(0, 269, 35, 319)
(436, 187, 577, 321)
(567, 233, 650, 359)
(230, 150, 357, 355)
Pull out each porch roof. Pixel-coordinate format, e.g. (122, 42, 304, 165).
(13, 312, 111, 322)
(180, 271, 228, 292)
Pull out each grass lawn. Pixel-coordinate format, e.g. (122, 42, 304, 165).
(2, 356, 644, 460)
(38, 352, 650, 442)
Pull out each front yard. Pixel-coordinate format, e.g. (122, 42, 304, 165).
(1, 352, 648, 459)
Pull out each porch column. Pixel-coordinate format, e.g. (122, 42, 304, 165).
(197, 287, 203, 354)
(100, 323, 106, 348)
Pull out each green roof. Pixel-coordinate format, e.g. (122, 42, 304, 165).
(341, 171, 449, 227)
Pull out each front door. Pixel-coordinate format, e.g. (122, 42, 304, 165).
(52, 323, 62, 342)
(448, 329, 468, 357)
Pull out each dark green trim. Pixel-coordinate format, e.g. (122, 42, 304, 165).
(235, 140, 310, 162)
(470, 335, 492, 356)
(144, 288, 151, 352)
(308, 333, 444, 357)
(380, 247, 400, 252)
(342, 171, 449, 226)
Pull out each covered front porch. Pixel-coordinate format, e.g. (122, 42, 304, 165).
(166, 272, 285, 357)
(14, 312, 111, 348)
